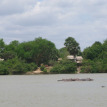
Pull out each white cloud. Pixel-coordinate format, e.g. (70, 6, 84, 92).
(0, 0, 107, 50)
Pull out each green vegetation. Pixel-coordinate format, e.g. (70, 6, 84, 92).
(81, 40, 107, 73)
(40, 64, 48, 74)
(50, 60, 77, 74)
(0, 37, 107, 75)
(40, 65, 45, 71)
(0, 57, 37, 75)
(0, 37, 59, 74)
(64, 37, 80, 57)
(59, 47, 69, 59)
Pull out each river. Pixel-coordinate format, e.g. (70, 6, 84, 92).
(0, 74, 107, 107)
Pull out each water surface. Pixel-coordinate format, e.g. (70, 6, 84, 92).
(0, 74, 107, 107)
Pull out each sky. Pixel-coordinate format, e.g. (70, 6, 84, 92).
(0, 0, 107, 50)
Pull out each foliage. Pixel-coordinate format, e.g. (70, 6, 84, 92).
(40, 65, 45, 71)
(103, 39, 107, 52)
(40, 64, 48, 73)
(43, 68, 47, 74)
(5, 40, 19, 52)
(50, 60, 77, 74)
(59, 47, 69, 59)
(0, 51, 16, 60)
(81, 59, 107, 73)
(0, 62, 9, 75)
(16, 37, 59, 65)
(0, 37, 59, 75)
(0, 39, 5, 56)
(0, 37, 107, 74)
(48, 60, 57, 66)
(0, 39, 5, 50)
(83, 41, 102, 60)
(0, 58, 37, 75)
(64, 37, 80, 57)
(81, 40, 107, 73)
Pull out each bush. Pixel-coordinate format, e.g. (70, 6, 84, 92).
(50, 60, 77, 74)
(40, 65, 45, 71)
(43, 68, 47, 74)
(0, 62, 9, 75)
(81, 59, 107, 73)
(27, 63, 38, 71)
(48, 60, 57, 66)
(0, 58, 38, 75)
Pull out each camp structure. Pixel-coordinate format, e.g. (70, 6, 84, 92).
(76, 56, 83, 64)
(58, 58, 62, 61)
(67, 55, 75, 60)
(0, 58, 4, 61)
(67, 55, 83, 64)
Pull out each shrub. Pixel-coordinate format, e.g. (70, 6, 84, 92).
(40, 65, 45, 71)
(48, 60, 57, 66)
(0, 62, 9, 75)
(0, 58, 38, 75)
(43, 68, 47, 74)
(27, 63, 38, 71)
(81, 59, 107, 73)
(50, 60, 77, 74)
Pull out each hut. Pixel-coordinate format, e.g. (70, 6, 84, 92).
(58, 58, 62, 61)
(76, 56, 83, 64)
(67, 55, 83, 64)
(0, 58, 4, 61)
(67, 55, 75, 61)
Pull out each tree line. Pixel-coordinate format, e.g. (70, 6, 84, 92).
(81, 40, 107, 73)
(0, 37, 59, 74)
(0, 37, 107, 74)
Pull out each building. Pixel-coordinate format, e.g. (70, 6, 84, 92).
(76, 56, 83, 64)
(67, 55, 83, 64)
(0, 58, 4, 61)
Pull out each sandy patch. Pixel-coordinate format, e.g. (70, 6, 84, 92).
(33, 68, 42, 74)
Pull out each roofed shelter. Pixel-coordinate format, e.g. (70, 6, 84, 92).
(0, 58, 4, 61)
(67, 55, 83, 64)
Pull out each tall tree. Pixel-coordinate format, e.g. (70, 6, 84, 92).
(64, 37, 80, 58)
(16, 37, 59, 65)
(0, 38, 5, 53)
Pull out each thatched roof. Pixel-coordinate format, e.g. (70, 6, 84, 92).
(0, 58, 4, 61)
(76, 56, 83, 61)
(58, 58, 62, 61)
(67, 55, 74, 60)
(76, 61, 82, 63)
(67, 55, 83, 63)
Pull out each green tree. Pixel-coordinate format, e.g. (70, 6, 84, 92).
(59, 47, 69, 59)
(64, 37, 80, 58)
(102, 39, 107, 52)
(0, 40, 19, 60)
(16, 37, 59, 65)
(32, 37, 59, 65)
(0, 51, 16, 60)
(0, 39, 5, 53)
(5, 40, 19, 52)
(82, 39, 107, 73)
(83, 41, 102, 60)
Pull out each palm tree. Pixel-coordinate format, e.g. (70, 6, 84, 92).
(64, 37, 80, 61)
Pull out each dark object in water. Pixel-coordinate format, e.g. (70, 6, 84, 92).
(101, 86, 105, 88)
(58, 78, 93, 82)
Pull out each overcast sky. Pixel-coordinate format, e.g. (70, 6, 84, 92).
(0, 0, 107, 50)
